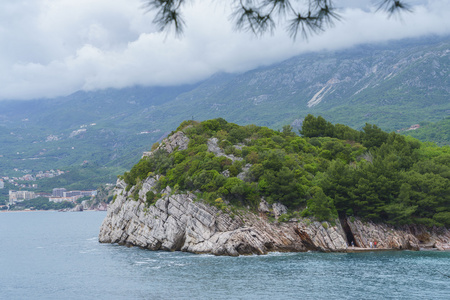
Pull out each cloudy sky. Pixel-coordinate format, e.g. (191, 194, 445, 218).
(0, 0, 449, 100)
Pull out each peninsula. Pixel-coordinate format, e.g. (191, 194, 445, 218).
(99, 117, 450, 255)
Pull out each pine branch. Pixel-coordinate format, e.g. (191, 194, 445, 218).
(142, 0, 412, 39)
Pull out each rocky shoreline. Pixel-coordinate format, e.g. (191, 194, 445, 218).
(98, 176, 450, 255)
(99, 130, 450, 255)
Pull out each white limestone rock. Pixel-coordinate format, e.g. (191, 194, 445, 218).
(346, 218, 420, 250)
(237, 164, 252, 180)
(272, 202, 288, 218)
(143, 131, 189, 157)
(258, 198, 270, 214)
(99, 178, 449, 255)
(207, 137, 243, 162)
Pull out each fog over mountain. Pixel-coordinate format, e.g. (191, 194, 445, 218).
(1, 0, 449, 100)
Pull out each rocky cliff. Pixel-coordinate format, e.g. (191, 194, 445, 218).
(99, 175, 450, 255)
(99, 176, 341, 255)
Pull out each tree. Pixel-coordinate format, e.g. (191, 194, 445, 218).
(262, 166, 304, 207)
(143, 0, 412, 39)
(282, 125, 295, 137)
(361, 123, 389, 149)
(304, 186, 337, 221)
(299, 114, 334, 137)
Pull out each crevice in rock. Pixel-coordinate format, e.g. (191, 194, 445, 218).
(340, 216, 357, 247)
(173, 232, 186, 251)
(293, 227, 319, 251)
(264, 241, 274, 250)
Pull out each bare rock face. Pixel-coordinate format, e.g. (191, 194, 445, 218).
(206, 137, 222, 156)
(409, 225, 450, 250)
(99, 180, 450, 255)
(294, 219, 349, 252)
(98, 176, 357, 255)
(70, 204, 84, 212)
(207, 137, 243, 162)
(258, 198, 270, 214)
(160, 131, 190, 153)
(272, 203, 288, 218)
(99, 179, 307, 255)
(346, 218, 420, 250)
(143, 131, 189, 157)
(237, 164, 252, 180)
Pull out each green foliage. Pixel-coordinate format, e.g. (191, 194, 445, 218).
(145, 191, 161, 206)
(212, 197, 227, 211)
(303, 186, 337, 222)
(261, 166, 305, 207)
(123, 149, 173, 187)
(34, 164, 123, 192)
(176, 120, 200, 131)
(362, 123, 389, 148)
(120, 116, 450, 227)
(278, 213, 293, 222)
(300, 114, 362, 145)
(300, 115, 335, 138)
(403, 117, 450, 146)
(132, 189, 140, 201)
(76, 196, 91, 204)
(151, 142, 160, 151)
(0, 185, 10, 205)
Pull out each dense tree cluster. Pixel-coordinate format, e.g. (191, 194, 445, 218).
(123, 115, 449, 227)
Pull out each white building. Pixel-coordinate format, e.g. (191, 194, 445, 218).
(49, 196, 82, 203)
(52, 188, 66, 197)
(49, 190, 96, 203)
(9, 190, 36, 204)
(63, 190, 97, 197)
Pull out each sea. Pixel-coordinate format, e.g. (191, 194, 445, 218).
(0, 211, 449, 300)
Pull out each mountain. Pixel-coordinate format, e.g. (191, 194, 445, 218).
(0, 85, 200, 173)
(0, 35, 448, 188)
(157, 35, 449, 130)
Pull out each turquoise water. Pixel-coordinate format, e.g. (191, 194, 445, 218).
(1, 211, 449, 299)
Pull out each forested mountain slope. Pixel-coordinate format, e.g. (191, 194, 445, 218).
(403, 117, 450, 146)
(156, 35, 449, 130)
(0, 35, 448, 189)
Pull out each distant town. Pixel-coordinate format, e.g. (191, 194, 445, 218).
(8, 188, 97, 206)
(1, 168, 65, 189)
(0, 168, 96, 210)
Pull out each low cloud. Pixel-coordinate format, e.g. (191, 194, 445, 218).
(0, 0, 449, 100)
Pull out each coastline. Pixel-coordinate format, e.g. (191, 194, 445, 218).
(343, 247, 450, 253)
(1, 209, 106, 213)
(338, 247, 397, 253)
(99, 178, 450, 256)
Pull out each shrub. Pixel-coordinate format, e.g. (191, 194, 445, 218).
(145, 191, 161, 207)
(278, 213, 292, 222)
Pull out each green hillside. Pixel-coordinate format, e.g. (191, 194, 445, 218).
(402, 117, 450, 146)
(123, 116, 450, 227)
